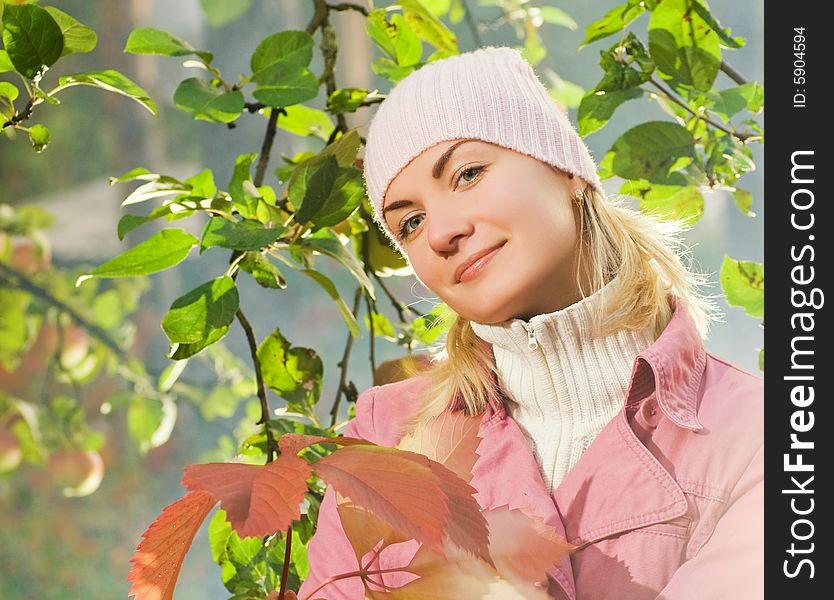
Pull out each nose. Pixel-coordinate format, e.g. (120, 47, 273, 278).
(426, 205, 474, 255)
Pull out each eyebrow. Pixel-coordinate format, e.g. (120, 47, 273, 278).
(381, 139, 478, 220)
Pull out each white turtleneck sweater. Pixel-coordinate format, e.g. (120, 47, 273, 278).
(470, 279, 656, 492)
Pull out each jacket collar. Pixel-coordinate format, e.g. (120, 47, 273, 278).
(483, 295, 706, 431)
(624, 296, 706, 431)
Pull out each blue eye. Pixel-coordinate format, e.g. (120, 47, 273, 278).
(457, 165, 484, 186)
(399, 214, 424, 240)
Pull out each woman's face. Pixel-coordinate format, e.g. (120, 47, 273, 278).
(382, 139, 587, 324)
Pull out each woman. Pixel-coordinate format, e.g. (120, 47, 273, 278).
(299, 46, 763, 599)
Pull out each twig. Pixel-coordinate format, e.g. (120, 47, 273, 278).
(254, 107, 285, 187)
(278, 524, 293, 600)
(307, 0, 330, 35)
(648, 78, 755, 143)
(300, 565, 411, 600)
(461, 0, 483, 47)
(236, 308, 277, 462)
(360, 227, 377, 375)
(0, 262, 128, 360)
(330, 286, 363, 428)
(1, 97, 36, 130)
(328, 2, 368, 16)
(720, 60, 747, 86)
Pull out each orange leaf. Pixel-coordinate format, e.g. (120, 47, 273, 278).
(127, 490, 216, 600)
(278, 432, 374, 457)
(336, 498, 412, 567)
(183, 453, 311, 538)
(483, 505, 574, 584)
(397, 410, 483, 484)
(314, 445, 450, 554)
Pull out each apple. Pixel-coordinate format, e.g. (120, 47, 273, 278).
(58, 326, 90, 370)
(46, 448, 104, 497)
(9, 236, 51, 275)
(0, 427, 23, 474)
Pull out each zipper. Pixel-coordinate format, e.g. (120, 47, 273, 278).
(522, 322, 538, 351)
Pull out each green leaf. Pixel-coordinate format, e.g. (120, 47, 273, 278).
(758, 348, 764, 371)
(536, 6, 577, 29)
(43, 7, 97, 56)
(720, 256, 763, 319)
(55, 70, 157, 116)
(648, 0, 721, 91)
(288, 155, 365, 228)
(401, 0, 457, 54)
(162, 276, 239, 344)
(199, 0, 253, 28)
(0, 289, 29, 365)
(124, 27, 211, 62)
(579, 88, 642, 136)
(293, 229, 374, 298)
(0, 50, 14, 73)
(690, 0, 745, 49)
(731, 188, 754, 217)
(365, 311, 397, 341)
(120, 178, 190, 207)
(168, 328, 226, 360)
(321, 129, 361, 168)
(636, 183, 704, 225)
(0, 81, 19, 102)
(238, 251, 286, 289)
(186, 168, 217, 198)
(110, 166, 154, 184)
(371, 56, 418, 82)
(412, 304, 453, 345)
(252, 62, 319, 108)
(581, 1, 645, 47)
(299, 269, 360, 337)
(199, 217, 285, 253)
(545, 71, 584, 109)
(209, 509, 234, 564)
(27, 123, 50, 152)
(738, 81, 763, 114)
(257, 328, 323, 413)
(2, 4, 63, 80)
(250, 30, 314, 74)
(228, 154, 260, 219)
(76, 228, 197, 285)
(274, 105, 334, 140)
(127, 395, 176, 454)
(173, 78, 244, 123)
(327, 88, 372, 115)
(366, 9, 397, 58)
(610, 121, 696, 183)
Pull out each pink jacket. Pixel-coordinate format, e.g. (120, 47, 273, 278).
(299, 301, 764, 599)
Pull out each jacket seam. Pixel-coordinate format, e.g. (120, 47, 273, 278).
(677, 480, 730, 503)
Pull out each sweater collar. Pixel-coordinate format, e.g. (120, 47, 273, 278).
(476, 288, 707, 432)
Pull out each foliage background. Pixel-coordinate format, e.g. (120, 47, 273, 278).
(0, 0, 762, 598)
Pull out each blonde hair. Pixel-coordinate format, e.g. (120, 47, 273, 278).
(398, 184, 720, 434)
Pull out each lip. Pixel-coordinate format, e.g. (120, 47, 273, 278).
(455, 242, 506, 283)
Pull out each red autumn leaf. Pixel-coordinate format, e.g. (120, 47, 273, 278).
(277, 432, 374, 458)
(127, 490, 216, 600)
(183, 452, 311, 538)
(314, 444, 451, 554)
(397, 410, 483, 484)
(336, 498, 413, 566)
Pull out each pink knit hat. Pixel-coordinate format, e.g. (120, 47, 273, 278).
(363, 45, 603, 249)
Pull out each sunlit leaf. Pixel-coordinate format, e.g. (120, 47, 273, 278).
(161, 276, 239, 344)
(173, 78, 244, 123)
(55, 70, 157, 116)
(43, 7, 97, 56)
(127, 491, 217, 600)
(1, 4, 63, 80)
(720, 256, 763, 319)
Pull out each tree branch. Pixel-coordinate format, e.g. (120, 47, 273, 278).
(460, 0, 483, 48)
(1, 97, 36, 130)
(720, 60, 747, 86)
(327, 2, 368, 16)
(278, 524, 293, 600)
(254, 107, 285, 187)
(0, 262, 129, 361)
(648, 78, 755, 143)
(235, 307, 277, 462)
(329, 286, 362, 428)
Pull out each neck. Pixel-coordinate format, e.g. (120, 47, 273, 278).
(469, 278, 655, 491)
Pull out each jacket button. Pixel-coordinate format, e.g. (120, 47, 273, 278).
(640, 398, 661, 428)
